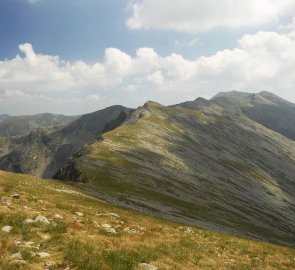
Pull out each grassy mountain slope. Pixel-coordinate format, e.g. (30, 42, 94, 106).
(0, 113, 79, 138)
(56, 101, 295, 247)
(0, 106, 132, 178)
(1, 170, 295, 270)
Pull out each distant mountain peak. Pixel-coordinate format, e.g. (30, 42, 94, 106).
(212, 90, 291, 105)
(144, 100, 162, 107)
(212, 90, 255, 99)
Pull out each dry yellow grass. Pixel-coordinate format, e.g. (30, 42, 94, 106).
(0, 171, 294, 270)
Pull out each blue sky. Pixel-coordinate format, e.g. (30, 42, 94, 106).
(1, 0, 295, 115)
(0, 0, 247, 61)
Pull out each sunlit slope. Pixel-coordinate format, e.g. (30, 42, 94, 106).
(1, 171, 295, 270)
(56, 101, 295, 247)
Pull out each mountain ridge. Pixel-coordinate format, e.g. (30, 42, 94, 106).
(0, 105, 132, 178)
(0, 91, 295, 248)
(0, 113, 80, 138)
(55, 95, 295, 247)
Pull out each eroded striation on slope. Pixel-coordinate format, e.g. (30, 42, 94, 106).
(56, 101, 295, 247)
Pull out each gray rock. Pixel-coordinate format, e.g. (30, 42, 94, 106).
(34, 215, 50, 225)
(138, 263, 158, 270)
(1, 225, 13, 233)
(52, 214, 63, 219)
(11, 252, 22, 260)
(10, 260, 27, 265)
(75, 212, 83, 217)
(184, 228, 194, 235)
(44, 261, 56, 267)
(37, 252, 50, 258)
(101, 224, 117, 234)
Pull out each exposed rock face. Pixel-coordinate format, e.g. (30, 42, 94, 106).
(211, 91, 295, 140)
(0, 106, 132, 178)
(56, 94, 295, 247)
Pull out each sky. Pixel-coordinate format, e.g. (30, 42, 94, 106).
(1, 0, 295, 115)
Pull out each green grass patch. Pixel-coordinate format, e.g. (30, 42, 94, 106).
(0, 212, 32, 237)
(64, 239, 108, 270)
(43, 220, 68, 244)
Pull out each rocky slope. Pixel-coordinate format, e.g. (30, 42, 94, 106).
(0, 113, 79, 138)
(211, 91, 295, 140)
(0, 106, 132, 178)
(56, 96, 295, 247)
(1, 170, 295, 270)
(1, 91, 295, 248)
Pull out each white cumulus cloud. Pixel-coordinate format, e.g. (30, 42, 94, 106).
(127, 0, 295, 32)
(1, 20, 295, 114)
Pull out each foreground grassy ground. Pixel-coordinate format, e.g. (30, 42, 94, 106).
(0, 171, 294, 270)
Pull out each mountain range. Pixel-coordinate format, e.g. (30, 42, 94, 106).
(0, 91, 294, 248)
(0, 113, 79, 138)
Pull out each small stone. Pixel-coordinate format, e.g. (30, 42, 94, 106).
(39, 233, 50, 240)
(101, 224, 112, 229)
(52, 214, 63, 219)
(1, 225, 13, 233)
(96, 212, 120, 218)
(75, 212, 83, 217)
(42, 208, 48, 211)
(101, 224, 117, 234)
(10, 260, 27, 265)
(184, 228, 194, 235)
(14, 240, 22, 246)
(104, 213, 120, 218)
(123, 227, 140, 234)
(11, 252, 22, 260)
(25, 241, 35, 246)
(37, 252, 50, 258)
(35, 215, 50, 225)
(23, 241, 39, 250)
(11, 194, 21, 199)
(24, 219, 35, 224)
(138, 263, 158, 270)
(45, 261, 56, 267)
